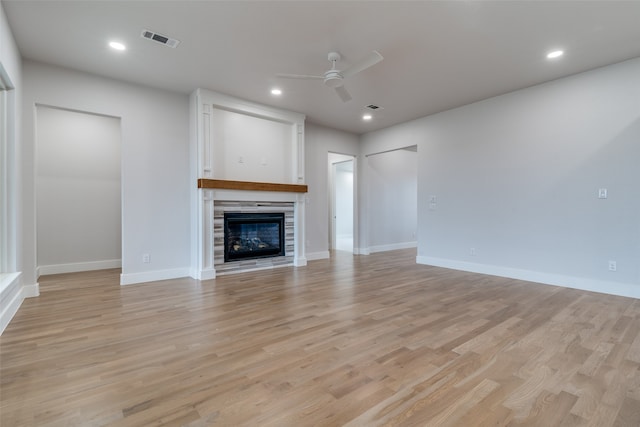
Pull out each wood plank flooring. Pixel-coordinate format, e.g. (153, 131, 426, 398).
(1, 249, 639, 426)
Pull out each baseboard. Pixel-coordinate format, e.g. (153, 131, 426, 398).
(369, 241, 417, 254)
(38, 259, 122, 277)
(191, 268, 216, 281)
(1, 273, 39, 335)
(416, 256, 640, 299)
(0, 273, 22, 334)
(120, 267, 191, 286)
(306, 251, 330, 261)
(22, 283, 40, 298)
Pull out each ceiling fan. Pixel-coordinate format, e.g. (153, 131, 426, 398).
(277, 50, 383, 102)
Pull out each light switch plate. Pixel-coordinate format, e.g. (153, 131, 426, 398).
(598, 188, 608, 199)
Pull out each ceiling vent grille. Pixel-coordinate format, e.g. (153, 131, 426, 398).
(141, 30, 180, 48)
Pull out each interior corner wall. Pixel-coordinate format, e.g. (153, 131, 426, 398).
(22, 61, 191, 287)
(304, 122, 359, 259)
(363, 57, 640, 298)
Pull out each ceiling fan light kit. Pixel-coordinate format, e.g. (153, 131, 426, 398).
(277, 50, 383, 103)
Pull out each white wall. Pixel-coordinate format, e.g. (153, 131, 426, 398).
(22, 61, 190, 287)
(36, 106, 121, 274)
(305, 122, 359, 259)
(367, 149, 417, 252)
(362, 57, 640, 298)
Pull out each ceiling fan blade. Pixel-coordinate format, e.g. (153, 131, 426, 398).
(335, 85, 352, 103)
(341, 50, 383, 78)
(276, 73, 324, 80)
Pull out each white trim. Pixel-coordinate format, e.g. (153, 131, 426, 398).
(38, 259, 121, 276)
(306, 251, 330, 261)
(0, 278, 22, 334)
(354, 247, 370, 255)
(0, 273, 22, 333)
(1, 273, 39, 335)
(192, 267, 216, 281)
(417, 256, 640, 299)
(120, 267, 191, 286)
(0, 272, 19, 294)
(369, 241, 417, 254)
(22, 283, 40, 298)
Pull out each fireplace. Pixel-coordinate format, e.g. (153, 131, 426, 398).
(224, 212, 285, 262)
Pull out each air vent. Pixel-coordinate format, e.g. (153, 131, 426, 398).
(366, 104, 382, 110)
(141, 30, 180, 48)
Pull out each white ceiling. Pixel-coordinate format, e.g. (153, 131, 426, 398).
(4, 1, 640, 134)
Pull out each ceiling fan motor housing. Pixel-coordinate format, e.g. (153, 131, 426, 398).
(324, 70, 344, 87)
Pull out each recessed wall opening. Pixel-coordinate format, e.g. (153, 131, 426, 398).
(35, 105, 122, 276)
(365, 145, 417, 253)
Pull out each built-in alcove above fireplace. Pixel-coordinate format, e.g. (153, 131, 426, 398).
(191, 88, 307, 279)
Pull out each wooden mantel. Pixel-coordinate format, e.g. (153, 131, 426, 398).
(198, 179, 308, 193)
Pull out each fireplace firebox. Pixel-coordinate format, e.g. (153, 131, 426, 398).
(224, 212, 285, 262)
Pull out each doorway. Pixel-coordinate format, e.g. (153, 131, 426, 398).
(328, 153, 355, 252)
(36, 106, 122, 275)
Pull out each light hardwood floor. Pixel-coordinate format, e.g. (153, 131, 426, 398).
(1, 249, 639, 426)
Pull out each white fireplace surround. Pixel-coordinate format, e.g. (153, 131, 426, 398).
(190, 89, 307, 279)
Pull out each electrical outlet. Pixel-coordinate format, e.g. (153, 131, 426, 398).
(428, 195, 437, 211)
(470, 248, 477, 256)
(143, 253, 150, 263)
(608, 260, 617, 271)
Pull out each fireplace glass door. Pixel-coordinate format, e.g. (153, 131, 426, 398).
(224, 212, 285, 262)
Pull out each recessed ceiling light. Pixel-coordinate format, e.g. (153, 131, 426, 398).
(362, 114, 373, 121)
(546, 50, 564, 59)
(271, 88, 282, 96)
(109, 41, 126, 51)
